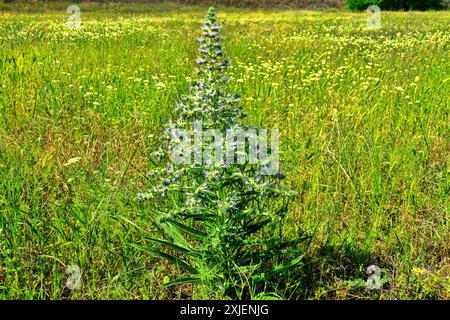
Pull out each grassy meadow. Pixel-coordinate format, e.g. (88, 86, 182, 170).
(0, 2, 449, 299)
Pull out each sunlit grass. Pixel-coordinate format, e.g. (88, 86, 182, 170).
(0, 3, 449, 299)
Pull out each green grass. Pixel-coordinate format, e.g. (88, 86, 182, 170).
(0, 2, 449, 299)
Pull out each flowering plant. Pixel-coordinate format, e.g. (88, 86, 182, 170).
(135, 7, 307, 299)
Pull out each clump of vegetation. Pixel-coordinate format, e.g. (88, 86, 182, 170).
(135, 7, 308, 299)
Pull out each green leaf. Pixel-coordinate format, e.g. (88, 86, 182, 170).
(167, 219, 207, 240)
(131, 244, 198, 274)
(251, 255, 303, 281)
(144, 236, 198, 256)
(243, 218, 272, 235)
(162, 277, 201, 287)
(161, 221, 190, 248)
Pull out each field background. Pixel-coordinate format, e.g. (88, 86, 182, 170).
(0, 1, 449, 299)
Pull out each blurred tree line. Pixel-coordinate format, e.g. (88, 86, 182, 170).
(0, 0, 345, 9)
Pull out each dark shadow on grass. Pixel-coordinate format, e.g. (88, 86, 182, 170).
(257, 243, 381, 299)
